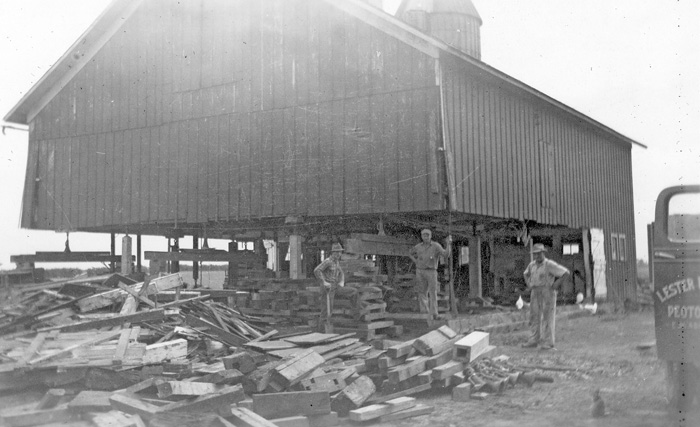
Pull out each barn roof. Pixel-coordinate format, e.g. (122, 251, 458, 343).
(4, 0, 645, 148)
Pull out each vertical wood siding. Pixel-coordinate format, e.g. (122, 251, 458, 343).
(442, 58, 637, 301)
(26, 0, 442, 232)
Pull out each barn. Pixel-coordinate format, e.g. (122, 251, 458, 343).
(4, 0, 642, 310)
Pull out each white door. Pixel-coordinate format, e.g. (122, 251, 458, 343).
(590, 228, 607, 301)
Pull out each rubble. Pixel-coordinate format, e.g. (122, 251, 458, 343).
(0, 271, 555, 426)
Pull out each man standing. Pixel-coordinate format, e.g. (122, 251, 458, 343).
(314, 243, 345, 327)
(522, 243, 570, 350)
(409, 229, 451, 321)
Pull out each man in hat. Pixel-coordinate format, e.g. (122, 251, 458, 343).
(409, 229, 451, 322)
(314, 243, 346, 327)
(522, 243, 570, 350)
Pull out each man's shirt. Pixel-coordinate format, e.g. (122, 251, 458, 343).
(314, 257, 344, 286)
(410, 241, 447, 270)
(524, 258, 569, 288)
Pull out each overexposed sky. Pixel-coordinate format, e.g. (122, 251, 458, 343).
(0, 0, 698, 269)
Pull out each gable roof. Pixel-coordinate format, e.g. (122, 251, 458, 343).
(4, 0, 644, 148)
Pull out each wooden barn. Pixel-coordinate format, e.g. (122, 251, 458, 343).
(4, 0, 643, 309)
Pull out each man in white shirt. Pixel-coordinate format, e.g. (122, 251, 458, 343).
(522, 243, 570, 350)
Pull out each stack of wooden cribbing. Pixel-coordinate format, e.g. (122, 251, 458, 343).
(326, 258, 401, 340)
(232, 278, 319, 324)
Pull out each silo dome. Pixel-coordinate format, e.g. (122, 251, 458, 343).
(398, 0, 482, 60)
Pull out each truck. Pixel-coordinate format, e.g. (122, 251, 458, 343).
(650, 185, 700, 411)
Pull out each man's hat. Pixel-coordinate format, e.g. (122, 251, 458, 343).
(331, 243, 344, 252)
(532, 243, 548, 253)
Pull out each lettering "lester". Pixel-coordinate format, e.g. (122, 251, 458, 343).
(655, 278, 696, 303)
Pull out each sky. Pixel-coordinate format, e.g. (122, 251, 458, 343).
(0, 0, 698, 270)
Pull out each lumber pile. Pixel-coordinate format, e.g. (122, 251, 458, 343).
(0, 271, 555, 426)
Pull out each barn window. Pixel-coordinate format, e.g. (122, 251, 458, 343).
(563, 243, 580, 255)
(610, 233, 619, 261)
(618, 234, 626, 261)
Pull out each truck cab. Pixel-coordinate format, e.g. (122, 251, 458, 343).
(651, 185, 700, 411)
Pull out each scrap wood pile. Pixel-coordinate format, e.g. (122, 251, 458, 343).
(0, 279, 555, 427)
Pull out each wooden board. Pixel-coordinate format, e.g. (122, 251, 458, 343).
(378, 404, 433, 422)
(252, 391, 331, 419)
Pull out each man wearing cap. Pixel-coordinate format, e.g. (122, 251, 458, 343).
(522, 243, 570, 350)
(409, 229, 451, 321)
(314, 243, 346, 327)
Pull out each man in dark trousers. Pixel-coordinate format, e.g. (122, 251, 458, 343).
(409, 229, 451, 322)
(314, 243, 345, 328)
(522, 243, 570, 350)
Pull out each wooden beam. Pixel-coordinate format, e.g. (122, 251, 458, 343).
(144, 250, 261, 263)
(11, 252, 120, 264)
(184, 315, 248, 347)
(252, 391, 331, 419)
(28, 330, 122, 365)
(40, 310, 164, 333)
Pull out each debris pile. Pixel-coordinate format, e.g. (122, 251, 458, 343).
(0, 272, 553, 426)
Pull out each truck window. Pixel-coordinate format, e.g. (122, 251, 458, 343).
(667, 192, 700, 243)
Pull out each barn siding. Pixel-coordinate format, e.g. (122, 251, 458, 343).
(26, 0, 442, 230)
(442, 58, 637, 300)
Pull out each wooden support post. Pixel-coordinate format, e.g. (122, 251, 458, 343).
(171, 238, 179, 273)
(111, 233, 116, 273)
(582, 228, 593, 300)
(289, 234, 303, 279)
(136, 234, 142, 273)
(468, 235, 482, 299)
(192, 234, 199, 285)
(228, 241, 238, 288)
(121, 235, 133, 275)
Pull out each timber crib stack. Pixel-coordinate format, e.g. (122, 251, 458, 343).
(329, 258, 402, 340)
(233, 278, 320, 325)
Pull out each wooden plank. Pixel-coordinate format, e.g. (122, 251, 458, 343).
(119, 283, 156, 308)
(367, 383, 432, 404)
(300, 372, 346, 393)
(20, 332, 47, 364)
(229, 407, 278, 427)
(252, 391, 331, 419)
(143, 339, 188, 365)
(11, 252, 119, 264)
(386, 339, 416, 358)
(386, 356, 429, 384)
(109, 393, 160, 419)
(36, 388, 65, 410)
(330, 375, 375, 416)
(0, 404, 73, 427)
(193, 369, 244, 385)
(378, 403, 433, 422)
(243, 360, 283, 394)
(41, 310, 164, 333)
(77, 273, 183, 312)
(143, 250, 261, 263)
(67, 390, 113, 413)
(348, 396, 416, 422)
(431, 360, 464, 380)
(159, 385, 245, 413)
(222, 352, 256, 374)
(28, 330, 122, 365)
(156, 381, 220, 398)
(271, 349, 325, 388)
(184, 315, 247, 347)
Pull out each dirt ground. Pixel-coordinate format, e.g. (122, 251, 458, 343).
(365, 309, 697, 427)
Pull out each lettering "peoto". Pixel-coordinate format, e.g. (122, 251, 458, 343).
(667, 305, 700, 319)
